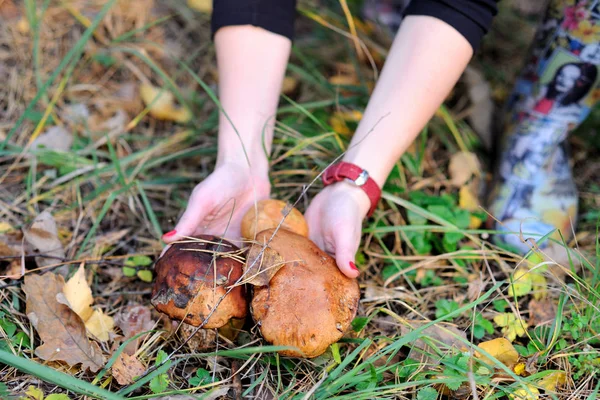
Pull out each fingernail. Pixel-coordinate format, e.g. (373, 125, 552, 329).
(163, 230, 177, 238)
(349, 262, 358, 271)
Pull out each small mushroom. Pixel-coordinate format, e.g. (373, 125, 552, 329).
(151, 235, 247, 329)
(247, 229, 360, 358)
(240, 199, 308, 240)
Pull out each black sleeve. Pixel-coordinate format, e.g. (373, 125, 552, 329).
(404, 0, 499, 50)
(211, 0, 297, 40)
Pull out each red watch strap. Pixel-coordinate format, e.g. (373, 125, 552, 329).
(322, 162, 381, 217)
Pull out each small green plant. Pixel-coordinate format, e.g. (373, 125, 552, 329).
(123, 255, 154, 283)
(0, 312, 30, 352)
(149, 350, 170, 394)
(472, 312, 494, 339)
(189, 368, 212, 386)
(435, 299, 460, 320)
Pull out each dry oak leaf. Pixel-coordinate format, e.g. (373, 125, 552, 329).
(63, 264, 115, 341)
(112, 352, 146, 385)
(448, 151, 480, 186)
(187, 0, 212, 13)
(538, 371, 567, 392)
(22, 273, 104, 372)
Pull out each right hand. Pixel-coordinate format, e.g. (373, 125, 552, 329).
(162, 162, 271, 244)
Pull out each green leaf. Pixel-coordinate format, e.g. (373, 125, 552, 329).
(427, 205, 455, 223)
(493, 299, 509, 312)
(330, 343, 341, 364)
(92, 53, 117, 67)
(12, 331, 31, 349)
(150, 350, 170, 393)
(24, 109, 55, 125)
(417, 387, 438, 400)
(0, 319, 17, 338)
(189, 368, 211, 386)
(351, 317, 369, 333)
(125, 255, 153, 267)
(122, 266, 136, 277)
(405, 231, 432, 255)
(435, 299, 460, 320)
(137, 270, 153, 282)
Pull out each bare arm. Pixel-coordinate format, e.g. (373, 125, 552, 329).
(306, 15, 475, 277)
(345, 15, 473, 188)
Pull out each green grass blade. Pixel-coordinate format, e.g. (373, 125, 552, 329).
(0, 350, 123, 399)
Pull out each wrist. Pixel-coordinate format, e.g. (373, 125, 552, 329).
(322, 161, 382, 216)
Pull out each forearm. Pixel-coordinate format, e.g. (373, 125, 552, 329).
(214, 26, 291, 175)
(344, 16, 473, 187)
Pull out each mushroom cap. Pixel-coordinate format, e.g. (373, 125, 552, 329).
(151, 236, 247, 329)
(240, 199, 308, 240)
(248, 229, 360, 358)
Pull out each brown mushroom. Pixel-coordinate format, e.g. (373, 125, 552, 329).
(246, 229, 360, 358)
(151, 235, 247, 329)
(240, 199, 308, 240)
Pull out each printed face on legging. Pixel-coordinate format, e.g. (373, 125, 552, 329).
(555, 64, 581, 92)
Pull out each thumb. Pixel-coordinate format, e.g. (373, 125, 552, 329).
(163, 186, 214, 243)
(331, 224, 361, 279)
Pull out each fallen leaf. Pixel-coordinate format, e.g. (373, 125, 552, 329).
(114, 305, 155, 355)
(154, 387, 231, 400)
(187, 0, 212, 13)
(281, 76, 299, 95)
(332, 110, 363, 122)
(140, 84, 190, 123)
(477, 338, 519, 368)
(399, 320, 467, 366)
(22, 274, 104, 372)
(494, 313, 528, 342)
(22, 211, 66, 272)
(458, 185, 483, 229)
(528, 299, 557, 327)
(0, 221, 13, 233)
(448, 151, 480, 186)
(63, 264, 94, 321)
(328, 115, 351, 135)
(514, 362, 526, 376)
(24, 386, 44, 400)
(538, 371, 567, 392)
(530, 271, 548, 300)
(508, 267, 533, 298)
(112, 353, 145, 385)
(509, 384, 540, 400)
(30, 126, 73, 153)
(86, 309, 115, 342)
(328, 75, 359, 86)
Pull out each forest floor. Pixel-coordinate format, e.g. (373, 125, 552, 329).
(1, 0, 600, 399)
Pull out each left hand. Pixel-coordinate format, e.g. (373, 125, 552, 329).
(305, 182, 371, 278)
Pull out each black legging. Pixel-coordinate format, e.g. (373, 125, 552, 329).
(211, 0, 500, 51)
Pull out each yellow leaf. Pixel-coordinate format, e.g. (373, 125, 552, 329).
(509, 384, 540, 400)
(530, 271, 547, 301)
(187, 0, 212, 13)
(514, 362, 526, 376)
(538, 371, 567, 392)
(477, 337, 519, 368)
(332, 110, 363, 122)
(329, 115, 351, 135)
(458, 185, 483, 229)
(85, 309, 114, 342)
(282, 76, 299, 95)
(508, 268, 533, 298)
(328, 75, 359, 86)
(24, 386, 44, 400)
(494, 313, 528, 342)
(0, 221, 13, 233)
(448, 151, 480, 186)
(63, 264, 94, 321)
(139, 84, 191, 123)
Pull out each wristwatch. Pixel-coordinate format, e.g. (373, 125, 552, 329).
(322, 161, 381, 217)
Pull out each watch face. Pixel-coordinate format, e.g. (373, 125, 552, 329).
(354, 170, 370, 186)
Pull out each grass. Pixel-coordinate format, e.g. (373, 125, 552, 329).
(0, 0, 599, 399)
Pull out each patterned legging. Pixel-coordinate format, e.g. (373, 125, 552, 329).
(489, 0, 600, 251)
